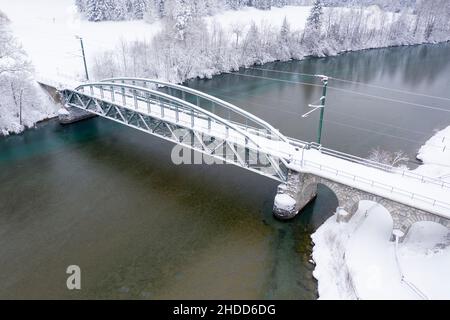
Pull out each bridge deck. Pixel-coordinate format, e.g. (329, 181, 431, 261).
(84, 85, 298, 159)
(290, 149, 450, 219)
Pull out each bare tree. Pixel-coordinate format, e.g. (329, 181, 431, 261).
(369, 147, 409, 168)
(231, 22, 243, 49)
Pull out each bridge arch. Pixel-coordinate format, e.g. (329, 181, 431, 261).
(100, 77, 290, 143)
(291, 173, 450, 241)
(63, 81, 292, 182)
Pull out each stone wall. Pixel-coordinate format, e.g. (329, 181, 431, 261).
(273, 170, 450, 241)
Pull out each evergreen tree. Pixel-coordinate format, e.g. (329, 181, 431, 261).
(111, 0, 127, 20)
(278, 16, 291, 60)
(302, 0, 323, 53)
(251, 0, 271, 10)
(172, 0, 193, 40)
(75, 0, 86, 13)
(306, 0, 323, 32)
(132, 0, 148, 19)
(85, 0, 114, 21)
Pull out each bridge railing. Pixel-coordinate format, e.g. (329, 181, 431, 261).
(300, 159, 450, 214)
(82, 83, 283, 153)
(77, 83, 261, 148)
(70, 82, 291, 181)
(290, 139, 450, 190)
(100, 77, 289, 144)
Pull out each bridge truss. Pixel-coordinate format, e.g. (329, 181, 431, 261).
(61, 80, 293, 182)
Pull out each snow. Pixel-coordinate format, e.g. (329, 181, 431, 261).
(415, 125, 450, 181)
(274, 193, 296, 211)
(205, 5, 394, 34)
(289, 148, 450, 219)
(205, 5, 312, 33)
(0, 0, 162, 81)
(0, 1, 405, 83)
(312, 127, 450, 300)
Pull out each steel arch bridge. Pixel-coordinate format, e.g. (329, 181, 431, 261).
(61, 78, 300, 182)
(57, 76, 450, 238)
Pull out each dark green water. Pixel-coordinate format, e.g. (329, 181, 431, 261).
(0, 43, 449, 299)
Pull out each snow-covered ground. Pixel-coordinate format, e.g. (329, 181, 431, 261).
(415, 126, 450, 180)
(0, 1, 397, 83)
(312, 127, 450, 300)
(0, 0, 162, 81)
(0, 82, 56, 136)
(204, 5, 395, 35)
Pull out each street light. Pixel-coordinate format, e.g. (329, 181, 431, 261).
(301, 75, 328, 144)
(75, 35, 89, 81)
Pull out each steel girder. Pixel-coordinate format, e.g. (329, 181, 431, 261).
(61, 88, 289, 182)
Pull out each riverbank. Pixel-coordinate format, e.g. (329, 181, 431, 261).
(0, 81, 58, 136)
(312, 126, 450, 299)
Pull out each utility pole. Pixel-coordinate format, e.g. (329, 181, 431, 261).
(76, 36, 89, 81)
(301, 75, 329, 144)
(317, 75, 328, 144)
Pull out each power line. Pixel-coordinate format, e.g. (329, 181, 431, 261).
(249, 66, 450, 102)
(211, 91, 429, 145)
(325, 108, 438, 138)
(208, 85, 449, 140)
(247, 67, 318, 79)
(322, 119, 429, 145)
(327, 86, 450, 113)
(225, 71, 450, 114)
(209, 89, 449, 151)
(222, 71, 324, 89)
(329, 76, 450, 102)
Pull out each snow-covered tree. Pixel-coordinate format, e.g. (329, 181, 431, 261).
(75, 0, 87, 13)
(131, 0, 148, 19)
(85, 0, 114, 21)
(165, 0, 194, 40)
(369, 147, 409, 168)
(277, 17, 292, 60)
(306, 0, 323, 32)
(110, 0, 128, 20)
(302, 0, 323, 53)
(251, 0, 271, 10)
(144, 0, 166, 21)
(0, 11, 55, 135)
(0, 12, 30, 76)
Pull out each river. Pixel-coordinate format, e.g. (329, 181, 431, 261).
(0, 43, 449, 299)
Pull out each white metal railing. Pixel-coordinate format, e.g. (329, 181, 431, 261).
(298, 159, 450, 213)
(289, 139, 450, 190)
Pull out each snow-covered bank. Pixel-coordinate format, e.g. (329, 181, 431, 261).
(312, 127, 450, 299)
(415, 126, 450, 180)
(0, 9, 58, 136)
(1, 1, 449, 84)
(0, 83, 57, 136)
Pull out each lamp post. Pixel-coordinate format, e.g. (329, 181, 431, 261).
(301, 75, 328, 144)
(76, 35, 89, 81)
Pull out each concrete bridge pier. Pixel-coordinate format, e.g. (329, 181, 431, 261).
(58, 105, 96, 124)
(273, 170, 450, 242)
(273, 170, 317, 220)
